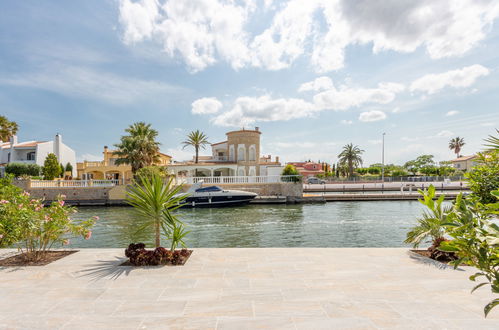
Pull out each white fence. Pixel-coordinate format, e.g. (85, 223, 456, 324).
(177, 175, 300, 185)
(29, 179, 120, 188)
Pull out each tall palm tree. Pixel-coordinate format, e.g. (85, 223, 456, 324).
(449, 137, 465, 158)
(114, 122, 161, 173)
(338, 143, 364, 178)
(0, 116, 19, 142)
(182, 130, 210, 163)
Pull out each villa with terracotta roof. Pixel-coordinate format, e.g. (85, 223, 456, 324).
(287, 161, 325, 177)
(450, 154, 478, 172)
(77, 146, 172, 182)
(168, 127, 283, 178)
(0, 134, 76, 176)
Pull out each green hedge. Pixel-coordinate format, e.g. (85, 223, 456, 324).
(5, 163, 41, 177)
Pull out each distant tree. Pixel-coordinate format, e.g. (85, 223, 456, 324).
(42, 153, 61, 180)
(114, 122, 161, 173)
(449, 137, 465, 158)
(0, 116, 19, 141)
(281, 164, 301, 182)
(59, 163, 65, 178)
(338, 143, 364, 178)
(404, 155, 435, 175)
(182, 130, 210, 164)
(65, 162, 73, 173)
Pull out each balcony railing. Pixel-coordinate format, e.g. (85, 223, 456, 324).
(176, 175, 300, 184)
(29, 179, 120, 188)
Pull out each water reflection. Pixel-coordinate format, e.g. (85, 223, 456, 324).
(70, 201, 427, 248)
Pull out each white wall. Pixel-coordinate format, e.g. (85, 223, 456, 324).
(58, 143, 77, 176)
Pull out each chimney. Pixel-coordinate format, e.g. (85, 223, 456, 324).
(275, 156, 280, 164)
(104, 146, 109, 165)
(55, 133, 62, 160)
(255, 127, 259, 131)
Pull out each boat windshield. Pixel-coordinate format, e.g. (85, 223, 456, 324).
(195, 186, 223, 192)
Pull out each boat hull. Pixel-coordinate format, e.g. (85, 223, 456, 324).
(179, 194, 256, 208)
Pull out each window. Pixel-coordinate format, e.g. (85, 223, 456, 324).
(238, 146, 245, 161)
(27, 152, 36, 161)
(249, 145, 256, 161)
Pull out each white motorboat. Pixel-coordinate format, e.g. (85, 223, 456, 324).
(176, 181, 257, 207)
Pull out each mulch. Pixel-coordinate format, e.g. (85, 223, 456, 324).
(0, 250, 78, 266)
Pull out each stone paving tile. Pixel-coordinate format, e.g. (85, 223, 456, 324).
(1, 248, 499, 328)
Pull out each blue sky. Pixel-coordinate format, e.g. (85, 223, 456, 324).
(1, 0, 498, 166)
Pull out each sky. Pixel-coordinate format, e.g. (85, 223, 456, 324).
(1, 0, 498, 166)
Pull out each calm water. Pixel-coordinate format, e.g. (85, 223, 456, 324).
(68, 201, 429, 248)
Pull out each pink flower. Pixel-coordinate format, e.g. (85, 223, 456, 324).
(92, 216, 99, 221)
(44, 215, 51, 222)
(84, 231, 92, 240)
(18, 204, 23, 208)
(22, 191, 30, 196)
(0, 234, 3, 239)
(35, 207, 41, 211)
(58, 200, 65, 207)
(63, 239, 70, 245)
(0, 200, 8, 204)
(60, 194, 66, 199)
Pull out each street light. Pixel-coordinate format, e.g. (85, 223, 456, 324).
(381, 132, 386, 183)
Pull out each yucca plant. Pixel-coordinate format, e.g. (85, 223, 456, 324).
(126, 173, 187, 249)
(405, 185, 451, 248)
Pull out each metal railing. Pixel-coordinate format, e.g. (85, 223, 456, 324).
(176, 175, 300, 184)
(30, 179, 120, 188)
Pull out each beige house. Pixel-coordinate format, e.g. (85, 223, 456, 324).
(168, 128, 282, 178)
(450, 155, 477, 172)
(77, 146, 171, 182)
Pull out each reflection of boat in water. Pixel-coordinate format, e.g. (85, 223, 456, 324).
(176, 181, 257, 208)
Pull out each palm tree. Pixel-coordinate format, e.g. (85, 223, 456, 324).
(182, 130, 210, 163)
(449, 137, 465, 158)
(483, 129, 499, 151)
(0, 116, 19, 142)
(338, 143, 364, 178)
(114, 122, 160, 173)
(126, 174, 187, 248)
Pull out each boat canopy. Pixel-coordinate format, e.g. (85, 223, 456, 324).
(195, 186, 223, 192)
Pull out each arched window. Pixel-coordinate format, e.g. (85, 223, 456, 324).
(229, 145, 235, 161)
(249, 167, 256, 176)
(237, 146, 245, 161)
(237, 168, 245, 176)
(249, 145, 256, 161)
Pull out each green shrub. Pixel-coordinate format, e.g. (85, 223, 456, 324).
(281, 164, 301, 182)
(465, 151, 499, 204)
(65, 162, 73, 173)
(5, 163, 41, 177)
(134, 165, 168, 182)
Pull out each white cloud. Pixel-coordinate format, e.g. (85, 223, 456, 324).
(118, 0, 499, 73)
(191, 97, 223, 114)
(410, 64, 490, 95)
(211, 95, 316, 127)
(340, 119, 353, 125)
(359, 110, 387, 122)
(436, 130, 454, 138)
(0, 65, 186, 105)
(480, 122, 496, 127)
(445, 110, 460, 117)
(298, 76, 333, 92)
(392, 107, 400, 113)
(313, 82, 404, 111)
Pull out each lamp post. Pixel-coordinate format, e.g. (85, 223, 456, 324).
(381, 132, 386, 183)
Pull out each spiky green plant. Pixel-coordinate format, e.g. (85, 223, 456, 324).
(126, 173, 187, 249)
(405, 185, 452, 248)
(484, 129, 499, 151)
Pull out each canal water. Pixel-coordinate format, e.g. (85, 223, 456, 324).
(69, 201, 429, 248)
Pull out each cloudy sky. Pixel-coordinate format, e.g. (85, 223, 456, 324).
(1, 0, 498, 165)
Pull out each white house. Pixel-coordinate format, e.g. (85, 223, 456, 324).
(0, 134, 77, 176)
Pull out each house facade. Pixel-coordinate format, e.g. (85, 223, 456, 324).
(0, 134, 76, 176)
(450, 155, 478, 172)
(77, 146, 171, 182)
(287, 162, 325, 177)
(168, 128, 283, 178)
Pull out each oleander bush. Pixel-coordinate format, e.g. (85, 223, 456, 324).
(0, 176, 96, 262)
(5, 162, 41, 177)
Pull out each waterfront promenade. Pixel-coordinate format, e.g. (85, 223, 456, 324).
(0, 248, 497, 329)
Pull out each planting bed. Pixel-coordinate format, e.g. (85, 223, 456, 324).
(121, 243, 192, 266)
(0, 250, 77, 266)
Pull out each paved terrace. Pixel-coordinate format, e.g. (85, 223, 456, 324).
(0, 248, 497, 329)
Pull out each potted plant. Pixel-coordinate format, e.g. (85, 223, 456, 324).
(124, 173, 192, 266)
